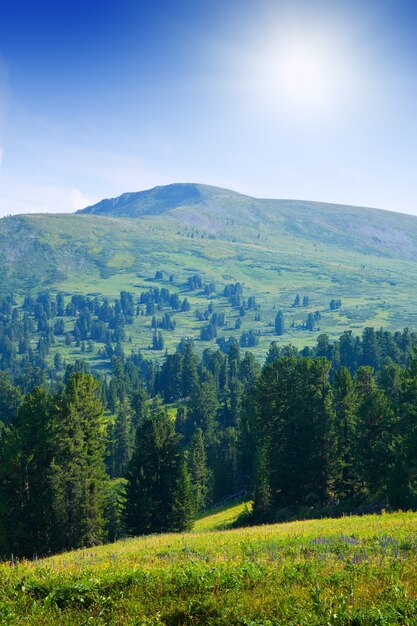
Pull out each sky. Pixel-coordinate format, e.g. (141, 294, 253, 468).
(0, 0, 417, 216)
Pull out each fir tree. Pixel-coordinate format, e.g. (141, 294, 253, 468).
(50, 373, 107, 551)
(274, 311, 284, 336)
(333, 367, 358, 500)
(0, 387, 54, 557)
(170, 461, 193, 531)
(124, 397, 185, 535)
(355, 367, 396, 500)
(188, 428, 211, 512)
(181, 341, 199, 397)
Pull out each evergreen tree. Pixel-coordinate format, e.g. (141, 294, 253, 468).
(124, 397, 185, 535)
(362, 327, 380, 370)
(159, 353, 184, 402)
(109, 402, 133, 478)
(253, 357, 336, 512)
(395, 358, 417, 507)
(181, 341, 199, 397)
(0, 372, 22, 426)
(188, 428, 211, 512)
(213, 427, 240, 501)
(274, 311, 284, 336)
(170, 461, 193, 531)
(355, 367, 396, 500)
(0, 387, 54, 558)
(188, 381, 219, 444)
(50, 373, 107, 551)
(332, 367, 358, 500)
(265, 341, 280, 365)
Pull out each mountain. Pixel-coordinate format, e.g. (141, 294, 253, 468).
(78, 183, 417, 259)
(1, 183, 417, 358)
(78, 183, 207, 218)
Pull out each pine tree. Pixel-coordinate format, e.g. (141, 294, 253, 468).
(170, 461, 193, 531)
(332, 367, 358, 501)
(274, 311, 284, 336)
(228, 342, 241, 379)
(265, 341, 280, 365)
(394, 358, 417, 507)
(109, 402, 133, 478)
(188, 428, 211, 512)
(252, 444, 271, 519)
(124, 397, 185, 535)
(189, 381, 219, 444)
(253, 357, 336, 511)
(362, 327, 380, 370)
(0, 387, 54, 558)
(181, 341, 199, 397)
(355, 367, 396, 500)
(213, 427, 240, 501)
(50, 373, 107, 551)
(0, 372, 22, 426)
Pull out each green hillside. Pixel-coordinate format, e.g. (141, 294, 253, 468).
(2, 510, 417, 625)
(1, 183, 417, 362)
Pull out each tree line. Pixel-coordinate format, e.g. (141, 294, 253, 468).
(1, 326, 417, 558)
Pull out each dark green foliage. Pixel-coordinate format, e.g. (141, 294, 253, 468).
(188, 428, 211, 513)
(252, 357, 336, 511)
(332, 367, 359, 500)
(354, 367, 396, 499)
(306, 312, 315, 331)
(124, 397, 191, 535)
(1, 316, 417, 558)
(49, 373, 107, 551)
(103, 478, 127, 542)
(170, 461, 193, 532)
(274, 310, 284, 336)
(188, 381, 219, 443)
(0, 387, 54, 557)
(181, 341, 199, 397)
(108, 402, 133, 478)
(0, 372, 22, 426)
(212, 427, 240, 501)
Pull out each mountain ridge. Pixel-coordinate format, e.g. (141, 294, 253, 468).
(77, 182, 409, 221)
(1, 182, 417, 353)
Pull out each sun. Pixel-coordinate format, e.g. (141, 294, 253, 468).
(278, 42, 329, 108)
(242, 24, 354, 121)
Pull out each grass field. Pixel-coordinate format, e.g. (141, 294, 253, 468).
(2, 510, 417, 625)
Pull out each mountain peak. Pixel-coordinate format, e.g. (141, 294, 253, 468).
(77, 183, 235, 218)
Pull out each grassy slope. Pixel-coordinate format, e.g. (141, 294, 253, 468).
(2, 511, 417, 624)
(2, 184, 417, 363)
(193, 500, 252, 532)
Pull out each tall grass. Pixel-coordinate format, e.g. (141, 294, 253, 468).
(1, 511, 417, 624)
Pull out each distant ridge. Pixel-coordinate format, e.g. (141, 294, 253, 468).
(78, 183, 211, 218)
(78, 182, 390, 219)
(2, 182, 417, 342)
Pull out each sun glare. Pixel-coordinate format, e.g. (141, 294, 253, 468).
(278, 43, 329, 108)
(241, 21, 356, 122)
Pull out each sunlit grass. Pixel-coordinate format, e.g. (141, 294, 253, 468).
(193, 499, 251, 532)
(1, 511, 417, 624)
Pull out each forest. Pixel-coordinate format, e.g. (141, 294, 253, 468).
(1, 287, 417, 558)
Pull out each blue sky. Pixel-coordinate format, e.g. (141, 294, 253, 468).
(0, 0, 416, 215)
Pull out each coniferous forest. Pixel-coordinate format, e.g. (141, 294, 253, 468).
(1, 287, 417, 558)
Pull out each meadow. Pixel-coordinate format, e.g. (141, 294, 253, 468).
(2, 509, 417, 625)
(3, 184, 417, 368)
